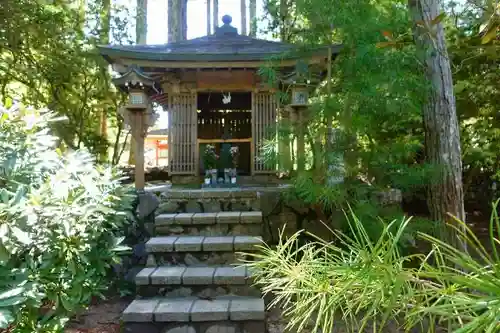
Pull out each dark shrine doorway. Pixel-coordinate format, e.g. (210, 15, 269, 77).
(197, 92, 252, 175)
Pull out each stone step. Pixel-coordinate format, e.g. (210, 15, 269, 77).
(156, 212, 262, 226)
(136, 266, 260, 298)
(155, 212, 263, 237)
(136, 266, 251, 286)
(146, 236, 263, 253)
(122, 296, 265, 323)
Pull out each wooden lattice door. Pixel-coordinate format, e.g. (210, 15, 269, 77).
(252, 92, 278, 174)
(168, 93, 197, 174)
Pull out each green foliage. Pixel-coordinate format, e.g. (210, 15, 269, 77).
(412, 199, 500, 332)
(0, 104, 134, 331)
(247, 210, 426, 333)
(0, 0, 134, 162)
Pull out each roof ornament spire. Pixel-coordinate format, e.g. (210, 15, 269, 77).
(215, 14, 238, 36)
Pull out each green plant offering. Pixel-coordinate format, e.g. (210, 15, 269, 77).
(203, 144, 219, 170)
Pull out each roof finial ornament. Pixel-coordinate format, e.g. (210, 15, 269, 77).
(222, 15, 232, 25)
(215, 14, 238, 36)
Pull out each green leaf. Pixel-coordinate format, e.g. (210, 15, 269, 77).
(481, 25, 498, 44)
(0, 287, 24, 300)
(0, 296, 26, 307)
(10, 226, 32, 245)
(431, 12, 446, 26)
(0, 308, 14, 329)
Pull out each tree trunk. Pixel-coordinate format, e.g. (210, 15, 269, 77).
(168, 0, 180, 42)
(213, 0, 219, 32)
(241, 0, 247, 35)
(206, 0, 211, 35)
(279, 0, 288, 42)
(408, 0, 465, 233)
(136, 0, 148, 44)
(249, 0, 256, 36)
(181, 0, 187, 40)
(99, 0, 111, 163)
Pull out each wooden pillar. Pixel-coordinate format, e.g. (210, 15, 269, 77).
(132, 111, 146, 190)
(278, 106, 292, 175)
(295, 107, 307, 172)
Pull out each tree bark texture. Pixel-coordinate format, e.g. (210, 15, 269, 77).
(206, 0, 211, 35)
(249, 0, 256, 36)
(181, 0, 187, 40)
(168, 0, 179, 42)
(136, 0, 148, 45)
(408, 0, 465, 226)
(279, 0, 288, 42)
(213, 0, 219, 32)
(241, 0, 247, 35)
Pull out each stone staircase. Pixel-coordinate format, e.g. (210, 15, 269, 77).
(123, 188, 267, 333)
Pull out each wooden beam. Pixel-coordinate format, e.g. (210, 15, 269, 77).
(117, 56, 328, 69)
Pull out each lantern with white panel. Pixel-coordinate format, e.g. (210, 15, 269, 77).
(113, 65, 160, 190)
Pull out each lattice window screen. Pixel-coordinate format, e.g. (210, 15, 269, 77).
(252, 92, 278, 174)
(168, 93, 197, 175)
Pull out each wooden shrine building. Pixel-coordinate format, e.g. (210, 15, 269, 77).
(100, 15, 341, 186)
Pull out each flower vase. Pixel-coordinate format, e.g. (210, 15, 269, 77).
(224, 169, 231, 184)
(231, 168, 237, 184)
(210, 169, 218, 185)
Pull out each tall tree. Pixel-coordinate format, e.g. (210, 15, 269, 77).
(136, 0, 148, 44)
(213, 0, 219, 31)
(207, 0, 211, 35)
(408, 0, 465, 229)
(249, 0, 257, 36)
(241, 0, 247, 35)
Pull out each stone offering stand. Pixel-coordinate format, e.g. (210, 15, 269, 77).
(122, 186, 291, 333)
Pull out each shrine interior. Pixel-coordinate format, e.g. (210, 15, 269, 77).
(197, 92, 252, 176)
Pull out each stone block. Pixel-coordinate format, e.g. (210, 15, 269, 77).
(193, 212, 218, 225)
(240, 212, 262, 224)
(190, 299, 230, 322)
(154, 298, 194, 322)
(216, 212, 241, 224)
(135, 267, 156, 285)
(205, 324, 237, 333)
(186, 200, 203, 213)
(151, 267, 186, 285)
(165, 286, 193, 297)
(228, 224, 262, 237)
(137, 192, 160, 219)
(233, 236, 263, 251)
(229, 298, 265, 321)
(213, 266, 247, 285)
(157, 201, 179, 214)
(165, 326, 196, 333)
(242, 321, 266, 333)
(123, 323, 162, 333)
(156, 214, 177, 226)
(146, 237, 178, 252)
(122, 299, 159, 322)
(202, 237, 234, 252)
(146, 254, 157, 267)
(175, 213, 195, 225)
(174, 236, 205, 252)
(182, 267, 215, 285)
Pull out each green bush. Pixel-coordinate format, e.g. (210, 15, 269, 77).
(0, 104, 135, 332)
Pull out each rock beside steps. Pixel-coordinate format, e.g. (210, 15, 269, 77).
(122, 209, 266, 333)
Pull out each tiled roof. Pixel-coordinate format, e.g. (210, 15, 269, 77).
(99, 15, 341, 63)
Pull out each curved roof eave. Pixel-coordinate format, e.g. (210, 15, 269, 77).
(98, 44, 343, 64)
